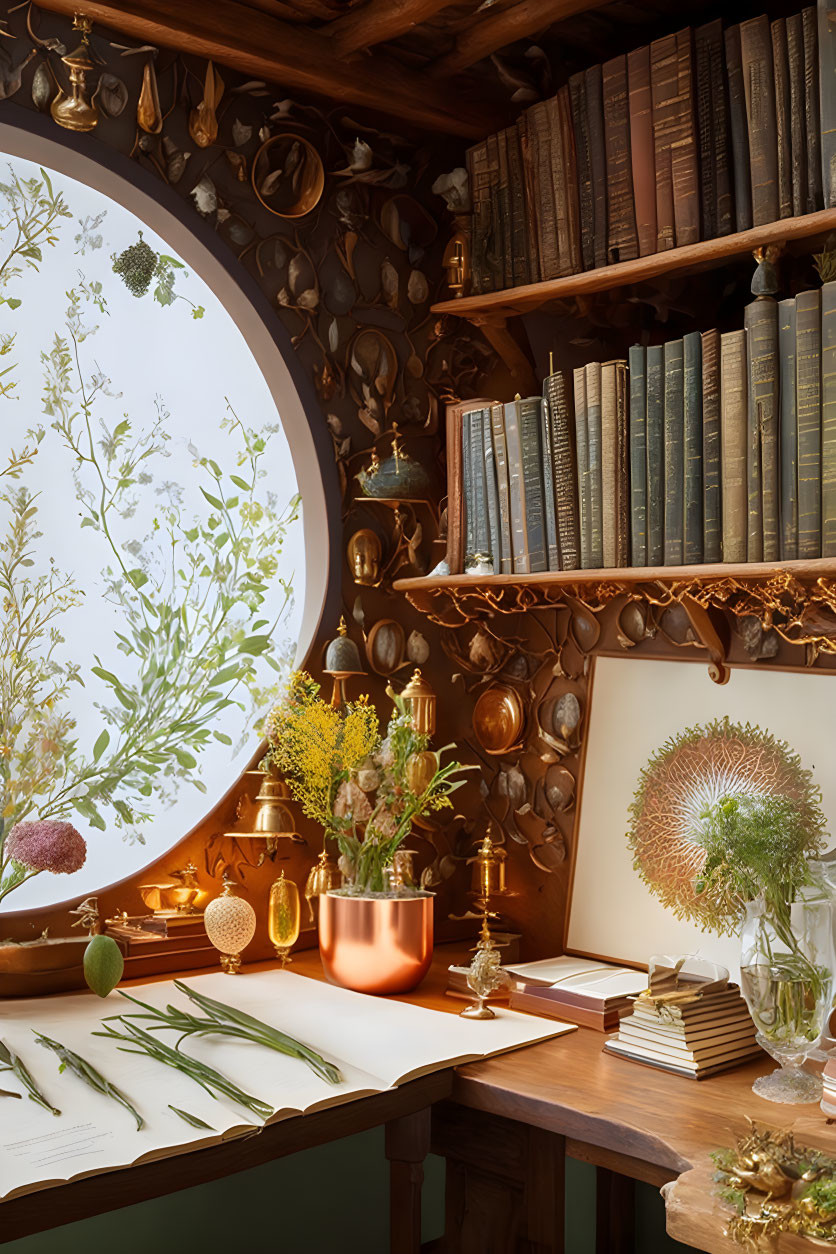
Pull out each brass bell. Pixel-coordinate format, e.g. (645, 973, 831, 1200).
(252, 772, 295, 836)
(323, 617, 365, 707)
(304, 850, 340, 922)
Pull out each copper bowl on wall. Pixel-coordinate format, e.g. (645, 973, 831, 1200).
(318, 891, 434, 995)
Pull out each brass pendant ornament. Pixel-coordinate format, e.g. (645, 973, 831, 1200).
(50, 14, 99, 133)
(268, 870, 301, 967)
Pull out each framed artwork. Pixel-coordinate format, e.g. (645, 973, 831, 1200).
(565, 656, 836, 972)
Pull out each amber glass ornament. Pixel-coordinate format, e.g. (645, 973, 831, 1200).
(268, 870, 301, 967)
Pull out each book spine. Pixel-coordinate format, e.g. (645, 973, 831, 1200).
(627, 45, 657, 257)
(602, 54, 639, 264)
(740, 16, 779, 227)
(745, 298, 780, 561)
(707, 19, 734, 237)
(671, 28, 700, 247)
(519, 397, 548, 572)
(601, 360, 618, 567)
(466, 142, 488, 294)
(585, 64, 609, 269)
(506, 126, 529, 285)
(495, 128, 513, 289)
(725, 25, 753, 232)
(779, 298, 799, 560)
(646, 345, 665, 565)
(787, 14, 809, 217)
(701, 329, 722, 563)
(546, 370, 580, 570)
(528, 101, 560, 280)
(484, 408, 502, 573)
(461, 406, 475, 563)
(720, 330, 748, 563)
(695, 22, 717, 239)
(819, 0, 836, 209)
(683, 330, 703, 564)
(518, 115, 541, 284)
(629, 345, 648, 566)
(539, 386, 561, 569)
(570, 72, 595, 272)
(490, 403, 514, 575)
(585, 361, 604, 567)
(573, 367, 592, 568)
(484, 133, 503, 292)
(558, 86, 583, 276)
(503, 399, 529, 573)
(823, 281, 836, 555)
(803, 7, 823, 213)
(615, 360, 630, 566)
(445, 402, 465, 574)
(772, 18, 794, 219)
(796, 288, 822, 558)
(663, 338, 685, 565)
(651, 33, 678, 251)
(469, 406, 492, 558)
(547, 94, 572, 278)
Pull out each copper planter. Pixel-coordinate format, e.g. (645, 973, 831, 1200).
(318, 891, 433, 995)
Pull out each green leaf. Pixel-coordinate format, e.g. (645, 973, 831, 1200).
(212, 731, 233, 745)
(91, 666, 121, 687)
(174, 750, 197, 770)
(5, 298, 21, 311)
(93, 730, 110, 762)
(229, 475, 250, 491)
(127, 569, 148, 590)
(200, 488, 224, 511)
(239, 635, 271, 655)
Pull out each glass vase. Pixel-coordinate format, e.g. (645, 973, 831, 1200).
(739, 893, 835, 1104)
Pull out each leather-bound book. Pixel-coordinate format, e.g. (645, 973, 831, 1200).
(615, 360, 630, 566)
(539, 391, 561, 570)
(602, 361, 618, 567)
(519, 396, 548, 573)
(506, 126, 530, 286)
(646, 344, 665, 565)
(683, 331, 703, 564)
(651, 34, 677, 251)
(573, 367, 592, 568)
(803, 7, 823, 212)
(778, 299, 799, 560)
(663, 339, 685, 565)
(819, 0, 836, 209)
(484, 133, 503, 292)
(468, 406, 492, 560)
(628, 46, 657, 257)
(544, 368, 580, 569)
(796, 288, 822, 558)
(725, 25, 753, 232)
(484, 410, 503, 572)
(495, 129, 513, 289)
(708, 21, 733, 236)
(570, 72, 595, 272)
(701, 329, 722, 563)
(490, 403, 514, 574)
(740, 16, 779, 227)
(462, 406, 475, 563)
(585, 361, 604, 567)
(720, 331, 748, 563)
(823, 282, 836, 555)
(466, 141, 491, 294)
(445, 401, 466, 573)
(547, 94, 572, 277)
(526, 102, 559, 281)
(518, 114, 541, 285)
(602, 55, 639, 264)
(695, 21, 717, 239)
(671, 30, 700, 246)
(503, 398, 530, 573)
(557, 85, 582, 276)
(772, 19, 793, 219)
(744, 298, 780, 562)
(786, 14, 808, 217)
(585, 64, 609, 268)
(628, 345, 648, 566)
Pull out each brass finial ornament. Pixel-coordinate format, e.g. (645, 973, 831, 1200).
(323, 616, 365, 707)
(460, 917, 510, 1019)
(268, 870, 301, 967)
(400, 667, 437, 737)
(203, 874, 256, 974)
(304, 849, 341, 921)
(50, 14, 99, 133)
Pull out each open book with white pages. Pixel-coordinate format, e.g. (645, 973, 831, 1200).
(0, 969, 574, 1202)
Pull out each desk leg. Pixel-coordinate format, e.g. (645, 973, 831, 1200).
(595, 1167, 635, 1254)
(386, 1107, 431, 1254)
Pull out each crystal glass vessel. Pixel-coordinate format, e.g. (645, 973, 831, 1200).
(740, 893, 835, 1104)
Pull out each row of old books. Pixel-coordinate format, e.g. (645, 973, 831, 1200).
(603, 965, 761, 1080)
(448, 281, 836, 574)
(467, 2, 836, 294)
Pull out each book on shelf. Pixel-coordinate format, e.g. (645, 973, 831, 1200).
(740, 16, 780, 227)
(495, 128, 512, 290)
(779, 298, 799, 559)
(573, 366, 592, 569)
(797, 286, 822, 557)
(803, 6, 823, 213)
(490, 402, 514, 575)
(601, 359, 629, 567)
(772, 17, 794, 220)
(818, 0, 836, 210)
(646, 344, 665, 565)
(569, 70, 596, 273)
(628, 344, 648, 566)
(663, 338, 685, 564)
(701, 328, 722, 563)
(786, 12, 808, 217)
(683, 330, 704, 564)
(586, 62, 609, 270)
(544, 367, 581, 570)
(745, 297, 780, 561)
(650, 32, 679, 252)
(602, 54, 639, 264)
(586, 361, 605, 567)
(725, 23, 753, 232)
(720, 329, 748, 562)
(558, 86, 583, 276)
(823, 279, 836, 555)
(627, 45, 657, 257)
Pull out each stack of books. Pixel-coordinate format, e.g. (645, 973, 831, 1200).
(507, 957, 648, 1031)
(467, 4, 835, 294)
(449, 279, 836, 574)
(603, 965, 761, 1079)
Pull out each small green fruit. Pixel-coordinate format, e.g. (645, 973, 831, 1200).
(83, 934, 124, 998)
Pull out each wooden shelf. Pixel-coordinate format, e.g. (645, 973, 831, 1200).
(431, 208, 836, 321)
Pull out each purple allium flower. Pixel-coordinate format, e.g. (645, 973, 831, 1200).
(6, 821, 87, 875)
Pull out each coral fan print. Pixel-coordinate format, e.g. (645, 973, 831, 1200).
(0, 150, 305, 909)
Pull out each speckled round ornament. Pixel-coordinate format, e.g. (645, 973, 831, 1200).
(204, 877, 256, 974)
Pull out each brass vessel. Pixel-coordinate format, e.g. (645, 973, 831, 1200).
(50, 16, 99, 133)
(318, 891, 433, 995)
(138, 863, 203, 916)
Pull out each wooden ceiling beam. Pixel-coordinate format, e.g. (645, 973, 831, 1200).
(327, 0, 456, 57)
(35, 0, 505, 137)
(428, 0, 609, 77)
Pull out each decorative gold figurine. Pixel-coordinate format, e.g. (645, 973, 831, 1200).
(268, 870, 301, 967)
(138, 863, 204, 916)
(461, 918, 510, 1019)
(69, 897, 101, 936)
(347, 529, 383, 587)
(50, 15, 99, 133)
(203, 874, 256, 974)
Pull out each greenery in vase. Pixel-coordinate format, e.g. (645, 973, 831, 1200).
(265, 673, 469, 894)
(0, 168, 298, 903)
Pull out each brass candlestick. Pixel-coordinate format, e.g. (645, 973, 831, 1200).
(460, 830, 509, 1019)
